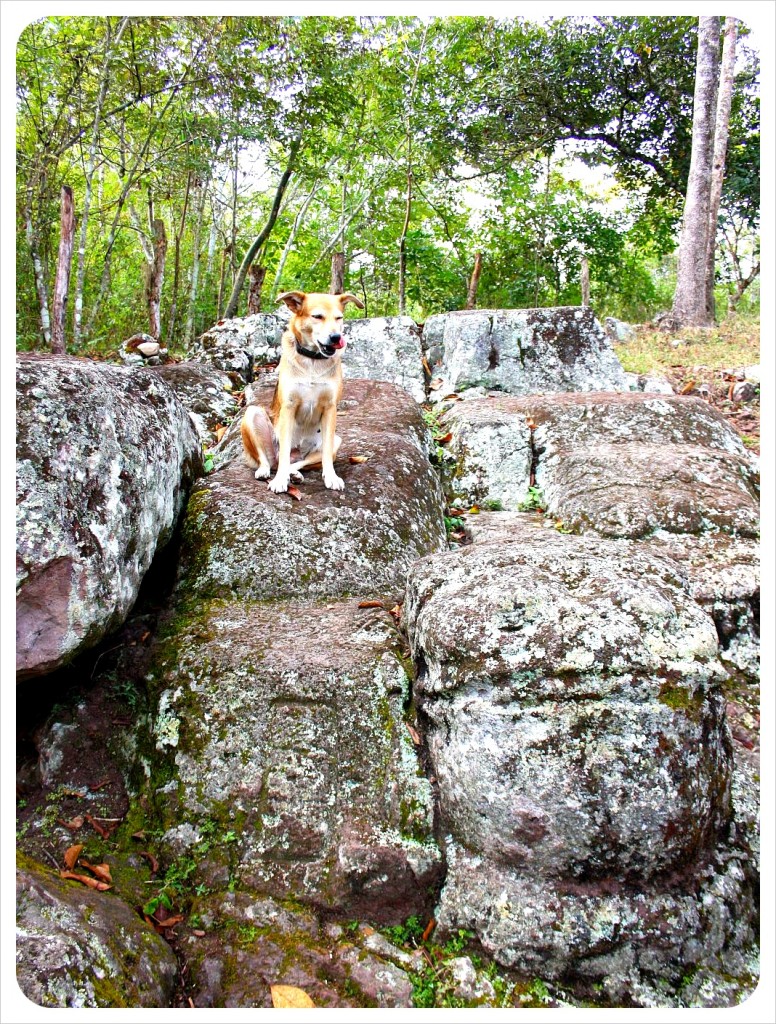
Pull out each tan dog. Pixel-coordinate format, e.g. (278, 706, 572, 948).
(241, 290, 364, 493)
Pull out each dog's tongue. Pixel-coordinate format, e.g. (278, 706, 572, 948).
(331, 338, 346, 350)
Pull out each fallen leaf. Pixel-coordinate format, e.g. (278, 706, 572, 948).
(349, 454, 369, 464)
(679, 380, 696, 395)
(270, 985, 316, 1008)
(153, 913, 184, 930)
(437, 432, 453, 444)
(358, 600, 384, 609)
(58, 816, 85, 831)
(442, 393, 461, 402)
(406, 723, 421, 745)
(429, 377, 444, 391)
(81, 861, 112, 884)
(89, 779, 110, 792)
(422, 918, 436, 942)
(139, 851, 159, 875)
(140, 631, 150, 643)
(526, 416, 536, 431)
(63, 844, 84, 870)
(447, 507, 466, 517)
(84, 813, 110, 839)
(131, 830, 147, 840)
(287, 485, 303, 501)
(468, 505, 480, 514)
(193, 929, 206, 938)
(60, 870, 111, 892)
(215, 425, 227, 442)
(388, 604, 402, 620)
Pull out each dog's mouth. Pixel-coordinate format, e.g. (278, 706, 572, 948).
(321, 338, 346, 356)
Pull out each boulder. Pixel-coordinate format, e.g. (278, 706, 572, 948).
(147, 599, 441, 922)
(423, 307, 628, 400)
(176, 379, 446, 603)
(403, 522, 757, 998)
(191, 312, 285, 381)
(182, 893, 415, 1007)
(624, 371, 674, 395)
(441, 393, 759, 538)
(604, 316, 636, 343)
(148, 361, 239, 444)
(16, 856, 177, 1008)
(341, 316, 426, 403)
(16, 355, 203, 679)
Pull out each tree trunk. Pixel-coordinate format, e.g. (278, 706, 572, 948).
(73, 17, 129, 347)
(398, 167, 412, 316)
(704, 17, 738, 322)
(145, 218, 167, 339)
(186, 183, 207, 344)
(465, 252, 483, 309)
(223, 134, 302, 320)
(51, 185, 75, 355)
(247, 264, 266, 314)
(671, 17, 721, 328)
(330, 252, 345, 294)
(217, 243, 231, 320)
(580, 256, 590, 306)
(270, 178, 322, 300)
(727, 261, 760, 312)
(166, 171, 191, 346)
(24, 202, 52, 348)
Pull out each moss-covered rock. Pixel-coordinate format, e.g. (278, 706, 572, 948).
(15, 854, 177, 1008)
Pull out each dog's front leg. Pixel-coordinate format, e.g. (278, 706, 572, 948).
(268, 403, 295, 493)
(320, 405, 344, 491)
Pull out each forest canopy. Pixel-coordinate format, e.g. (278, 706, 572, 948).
(15, 14, 760, 353)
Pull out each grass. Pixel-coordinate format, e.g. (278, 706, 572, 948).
(614, 314, 759, 382)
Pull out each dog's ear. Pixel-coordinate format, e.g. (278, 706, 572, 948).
(337, 293, 365, 310)
(278, 291, 306, 313)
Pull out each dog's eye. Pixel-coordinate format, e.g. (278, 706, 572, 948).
(336, 315, 344, 321)
(312, 313, 325, 320)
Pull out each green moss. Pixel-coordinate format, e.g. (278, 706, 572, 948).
(658, 683, 704, 713)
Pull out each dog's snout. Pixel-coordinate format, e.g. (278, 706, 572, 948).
(329, 332, 342, 344)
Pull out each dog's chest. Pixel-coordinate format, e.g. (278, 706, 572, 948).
(291, 381, 332, 440)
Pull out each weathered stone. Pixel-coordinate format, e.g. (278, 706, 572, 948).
(183, 892, 414, 1007)
(191, 312, 285, 381)
(341, 316, 426, 402)
(16, 856, 177, 1008)
(147, 599, 441, 922)
(176, 379, 446, 603)
(424, 307, 628, 400)
(16, 354, 203, 679)
(624, 371, 674, 395)
(403, 522, 756, 998)
(604, 316, 636, 343)
(732, 381, 758, 403)
(447, 956, 497, 1005)
(148, 361, 239, 444)
(442, 393, 759, 537)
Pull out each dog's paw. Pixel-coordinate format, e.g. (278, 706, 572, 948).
(254, 465, 271, 480)
(323, 471, 344, 491)
(268, 474, 290, 493)
(290, 470, 305, 482)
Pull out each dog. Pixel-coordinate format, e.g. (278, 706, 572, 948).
(240, 290, 364, 493)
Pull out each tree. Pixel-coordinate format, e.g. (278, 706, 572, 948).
(671, 17, 720, 327)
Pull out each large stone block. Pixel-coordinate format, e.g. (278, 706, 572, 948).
(341, 316, 426, 403)
(177, 379, 446, 603)
(147, 599, 441, 923)
(16, 355, 202, 679)
(424, 306, 628, 398)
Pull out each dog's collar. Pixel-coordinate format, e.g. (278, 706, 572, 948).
(294, 341, 330, 361)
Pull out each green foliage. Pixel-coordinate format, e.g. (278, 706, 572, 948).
(16, 15, 760, 353)
(517, 486, 545, 513)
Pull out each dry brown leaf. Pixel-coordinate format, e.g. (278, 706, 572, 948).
(437, 432, 453, 445)
(442, 393, 461, 402)
(348, 455, 369, 464)
(287, 485, 303, 501)
(193, 929, 206, 938)
(270, 985, 316, 1008)
(447, 507, 465, 517)
(422, 917, 436, 942)
(358, 600, 384, 609)
(63, 844, 83, 870)
(89, 779, 109, 792)
(215, 425, 227, 442)
(131, 830, 147, 840)
(679, 380, 696, 395)
(525, 416, 536, 431)
(388, 604, 402, 620)
(81, 861, 112, 884)
(84, 813, 110, 839)
(406, 723, 421, 745)
(60, 870, 111, 892)
(139, 851, 159, 875)
(429, 377, 444, 391)
(59, 816, 85, 831)
(421, 356, 432, 376)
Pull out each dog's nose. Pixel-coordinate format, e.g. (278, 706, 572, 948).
(328, 332, 342, 344)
